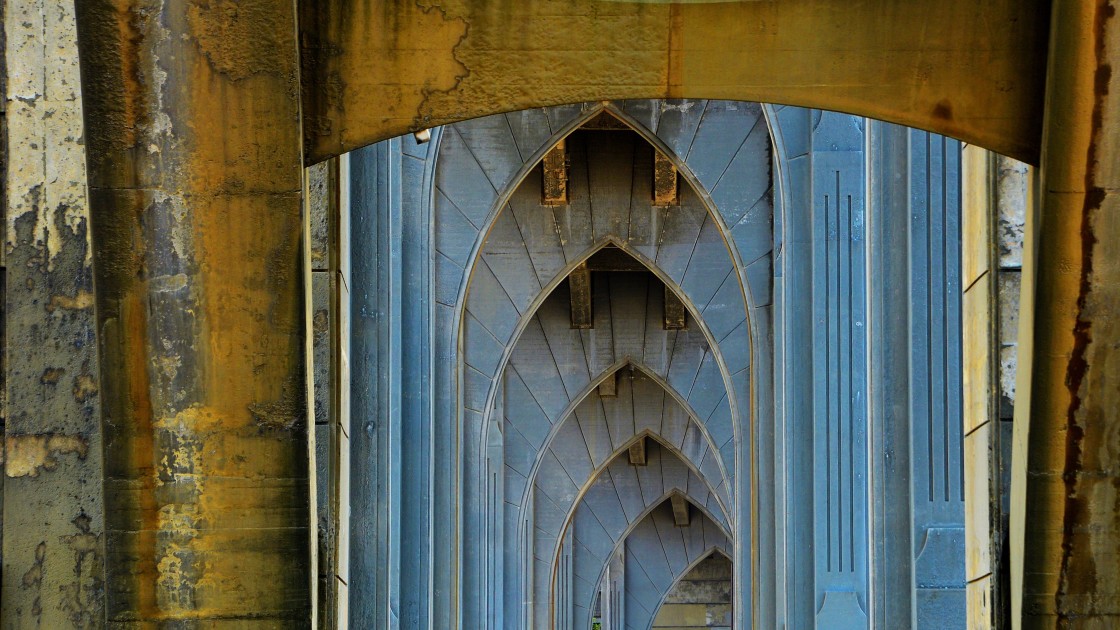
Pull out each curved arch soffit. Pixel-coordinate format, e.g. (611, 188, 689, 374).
(642, 547, 734, 630)
(518, 358, 734, 525)
(759, 103, 795, 264)
(479, 238, 741, 480)
(565, 495, 733, 629)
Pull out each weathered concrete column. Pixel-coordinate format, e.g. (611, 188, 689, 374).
(74, 1, 310, 625)
(2, 0, 107, 625)
(961, 145, 1001, 628)
(1019, 0, 1120, 626)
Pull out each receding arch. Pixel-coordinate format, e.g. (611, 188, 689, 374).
(530, 421, 735, 560)
(432, 100, 774, 628)
(581, 500, 733, 630)
(519, 360, 735, 518)
(481, 240, 744, 473)
(550, 471, 733, 630)
(645, 549, 734, 630)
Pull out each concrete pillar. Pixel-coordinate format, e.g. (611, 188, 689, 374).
(961, 147, 1029, 629)
(961, 145, 1000, 628)
(73, 1, 310, 625)
(1018, 0, 1120, 625)
(349, 138, 404, 628)
(2, 0, 107, 625)
(310, 156, 350, 630)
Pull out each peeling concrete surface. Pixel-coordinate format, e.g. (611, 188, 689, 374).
(2, 433, 89, 477)
(1022, 0, 1120, 625)
(2, 0, 107, 625)
(73, 0, 311, 624)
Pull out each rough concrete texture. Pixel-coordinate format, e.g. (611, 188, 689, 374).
(996, 153, 1026, 423)
(300, 0, 1049, 165)
(996, 156, 1029, 269)
(1022, 0, 1120, 624)
(998, 272, 1022, 419)
(309, 161, 331, 272)
(72, 0, 310, 624)
(2, 0, 107, 626)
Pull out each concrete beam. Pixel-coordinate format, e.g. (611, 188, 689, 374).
(569, 263, 592, 329)
(671, 494, 691, 527)
(542, 140, 569, 206)
(653, 151, 678, 207)
(664, 286, 687, 331)
(300, 0, 1049, 164)
(74, 1, 310, 624)
(629, 438, 647, 467)
(599, 372, 618, 398)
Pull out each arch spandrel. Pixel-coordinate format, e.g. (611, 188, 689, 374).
(300, 0, 1048, 164)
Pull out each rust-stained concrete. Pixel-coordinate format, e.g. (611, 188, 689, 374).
(1021, 0, 1120, 626)
(300, 0, 1050, 164)
(3, 434, 90, 478)
(2, 0, 108, 626)
(73, 0, 310, 625)
(2, 0, 1118, 626)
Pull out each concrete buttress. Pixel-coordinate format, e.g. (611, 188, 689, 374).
(73, 0, 311, 625)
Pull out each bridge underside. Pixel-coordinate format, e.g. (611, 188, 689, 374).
(3, 1, 1119, 628)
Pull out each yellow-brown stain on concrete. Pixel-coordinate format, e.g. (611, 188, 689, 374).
(301, 0, 1049, 165)
(75, 0, 311, 623)
(1020, 0, 1120, 625)
(3, 434, 90, 477)
(59, 514, 106, 627)
(72, 374, 99, 402)
(46, 289, 94, 312)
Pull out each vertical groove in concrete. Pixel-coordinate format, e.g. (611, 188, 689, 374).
(73, 1, 310, 624)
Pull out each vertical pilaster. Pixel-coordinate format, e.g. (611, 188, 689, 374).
(961, 144, 997, 628)
(310, 156, 350, 630)
(906, 130, 966, 627)
(349, 137, 404, 628)
(2, 0, 107, 625)
(74, 1, 310, 624)
(399, 133, 434, 630)
(869, 122, 967, 629)
(809, 113, 869, 630)
(868, 120, 915, 629)
(1019, 0, 1120, 625)
(775, 105, 815, 630)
